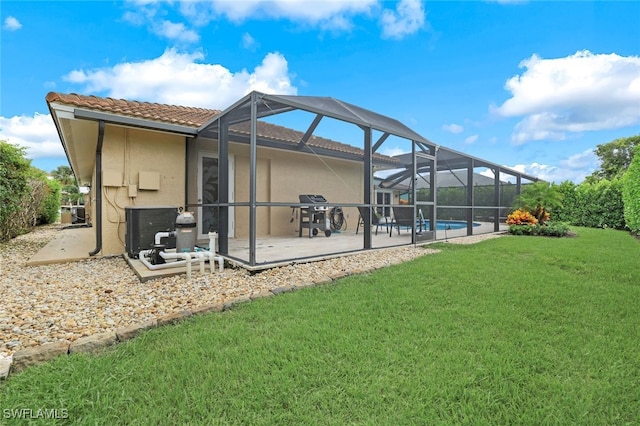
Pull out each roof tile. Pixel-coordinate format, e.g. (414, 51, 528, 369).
(46, 92, 396, 163)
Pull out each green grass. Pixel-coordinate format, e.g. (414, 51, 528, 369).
(1, 227, 639, 425)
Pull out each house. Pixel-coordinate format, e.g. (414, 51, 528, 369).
(46, 91, 538, 269)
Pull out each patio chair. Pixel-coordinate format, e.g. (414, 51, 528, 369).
(389, 206, 421, 237)
(356, 206, 385, 235)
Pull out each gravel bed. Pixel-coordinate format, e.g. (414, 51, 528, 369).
(1, 225, 479, 358)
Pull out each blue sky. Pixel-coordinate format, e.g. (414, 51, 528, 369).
(1, 0, 639, 183)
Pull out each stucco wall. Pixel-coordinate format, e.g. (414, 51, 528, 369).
(187, 137, 364, 239)
(97, 125, 185, 255)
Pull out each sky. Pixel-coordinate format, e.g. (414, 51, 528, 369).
(1, 0, 639, 183)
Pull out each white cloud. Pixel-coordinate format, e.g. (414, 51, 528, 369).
(128, 0, 427, 39)
(508, 148, 598, 183)
(442, 123, 463, 134)
(154, 20, 200, 43)
(0, 113, 64, 159)
(494, 50, 640, 144)
(3, 16, 22, 31)
(464, 134, 478, 144)
(241, 32, 258, 50)
(63, 48, 297, 109)
(380, 0, 426, 39)
(201, 0, 376, 26)
(379, 146, 407, 157)
(122, 4, 199, 43)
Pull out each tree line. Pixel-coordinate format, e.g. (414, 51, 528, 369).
(0, 141, 79, 242)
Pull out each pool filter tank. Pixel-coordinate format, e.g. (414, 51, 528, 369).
(175, 211, 197, 253)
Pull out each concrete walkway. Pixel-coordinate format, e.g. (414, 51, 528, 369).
(26, 226, 95, 266)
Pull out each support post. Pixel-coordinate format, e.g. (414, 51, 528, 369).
(494, 167, 501, 232)
(218, 118, 229, 255)
(249, 92, 258, 265)
(363, 126, 372, 250)
(467, 158, 474, 236)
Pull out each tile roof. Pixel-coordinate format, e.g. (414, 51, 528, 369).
(46, 92, 396, 163)
(46, 92, 218, 127)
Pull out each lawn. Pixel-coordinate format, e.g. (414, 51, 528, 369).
(1, 227, 639, 425)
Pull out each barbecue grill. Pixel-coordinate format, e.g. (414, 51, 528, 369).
(298, 194, 332, 238)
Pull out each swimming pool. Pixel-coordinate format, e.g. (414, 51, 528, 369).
(421, 220, 481, 230)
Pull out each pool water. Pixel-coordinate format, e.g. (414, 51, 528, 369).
(421, 220, 481, 230)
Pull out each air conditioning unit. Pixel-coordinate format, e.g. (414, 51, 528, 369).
(125, 206, 178, 258)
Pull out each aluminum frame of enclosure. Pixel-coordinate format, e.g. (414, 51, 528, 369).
(192, 91, 539, 268)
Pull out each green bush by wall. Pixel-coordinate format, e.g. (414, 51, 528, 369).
(622, 145, 640, 234)
(554, 179, 625, 230)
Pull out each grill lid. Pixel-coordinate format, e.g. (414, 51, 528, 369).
(299, 194, 327, 204)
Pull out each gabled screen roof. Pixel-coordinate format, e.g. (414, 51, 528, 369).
(198, 91, 433, 145)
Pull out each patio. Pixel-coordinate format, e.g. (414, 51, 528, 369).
(26, 221, 505, 280)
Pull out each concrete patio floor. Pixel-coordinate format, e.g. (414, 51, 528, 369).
(27, 222, 505, 280)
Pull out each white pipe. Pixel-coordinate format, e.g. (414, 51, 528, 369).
(154, 231, 175, 245)
(193, 252, 206, 275)
(208, 232, 217, 252)
(160, 251, 192, 279)
(201, 250, 224, 273)
(206, 231, 224, 272)
(139, 247, 223, 275)
(138, 249, 198, 271)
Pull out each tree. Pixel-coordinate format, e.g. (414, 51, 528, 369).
(51, 165, 74, 185)
(51, 164, 82, 204)
(513, 181, 563, 225)
(586, 135, 640, 182)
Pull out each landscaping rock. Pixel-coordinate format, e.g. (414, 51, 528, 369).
(157, 310, 193, 327)
(223, 296, 251, 310)
(270, 285, 295, 295)
(292, 281, 316, 291)
(69, 332, 117, 354)
(1, 224, 451, 357)
(329, 271, 349, 280)
(250, 290, 274, 300)
(11, 341, 69, 373)
(115, 319, 157, 342)
(190, 304, 224, 315)
(0, 356, 12, 380)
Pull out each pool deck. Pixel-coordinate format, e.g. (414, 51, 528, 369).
(27, 221, 505, 279)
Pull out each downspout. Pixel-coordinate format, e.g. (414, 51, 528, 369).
(89, 120, 105, 256)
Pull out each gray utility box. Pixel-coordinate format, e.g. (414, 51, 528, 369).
(125, 206, 178, 258)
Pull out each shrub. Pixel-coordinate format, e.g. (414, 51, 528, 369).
(39, 179, 62, 224)
(513, 181, 562, 225)
(554, 179, 625, 230)
(508, 222, 570, 237)
(507, 208, 538, 225)
(0, 142, 31, 241)
(622, 145, 640, 234)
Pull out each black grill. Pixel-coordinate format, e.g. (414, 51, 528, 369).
(298, 194, 331, 238)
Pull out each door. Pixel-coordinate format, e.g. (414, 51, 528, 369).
(376, 190, 392, 217)
(198, 152, 234, 239)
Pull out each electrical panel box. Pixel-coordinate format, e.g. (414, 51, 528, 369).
(128, 184, 138, 198)
(138, 171, 160, 190)
(125, 206, 178, 258)
(103, 169, 123, 187)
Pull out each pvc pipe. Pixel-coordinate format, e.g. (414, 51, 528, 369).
(208, 232, 217, 252)
(138, 250, 198, 271)
(160, 251, 193, 279)
(154, 231, 175, 245)
(138, 248, 223, 275)
(193, 252, 206, 275)
(206, 231, 224, 272)
(201, 250, 224, 273)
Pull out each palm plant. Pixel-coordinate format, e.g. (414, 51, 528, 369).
(513, 181, 563, 225)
